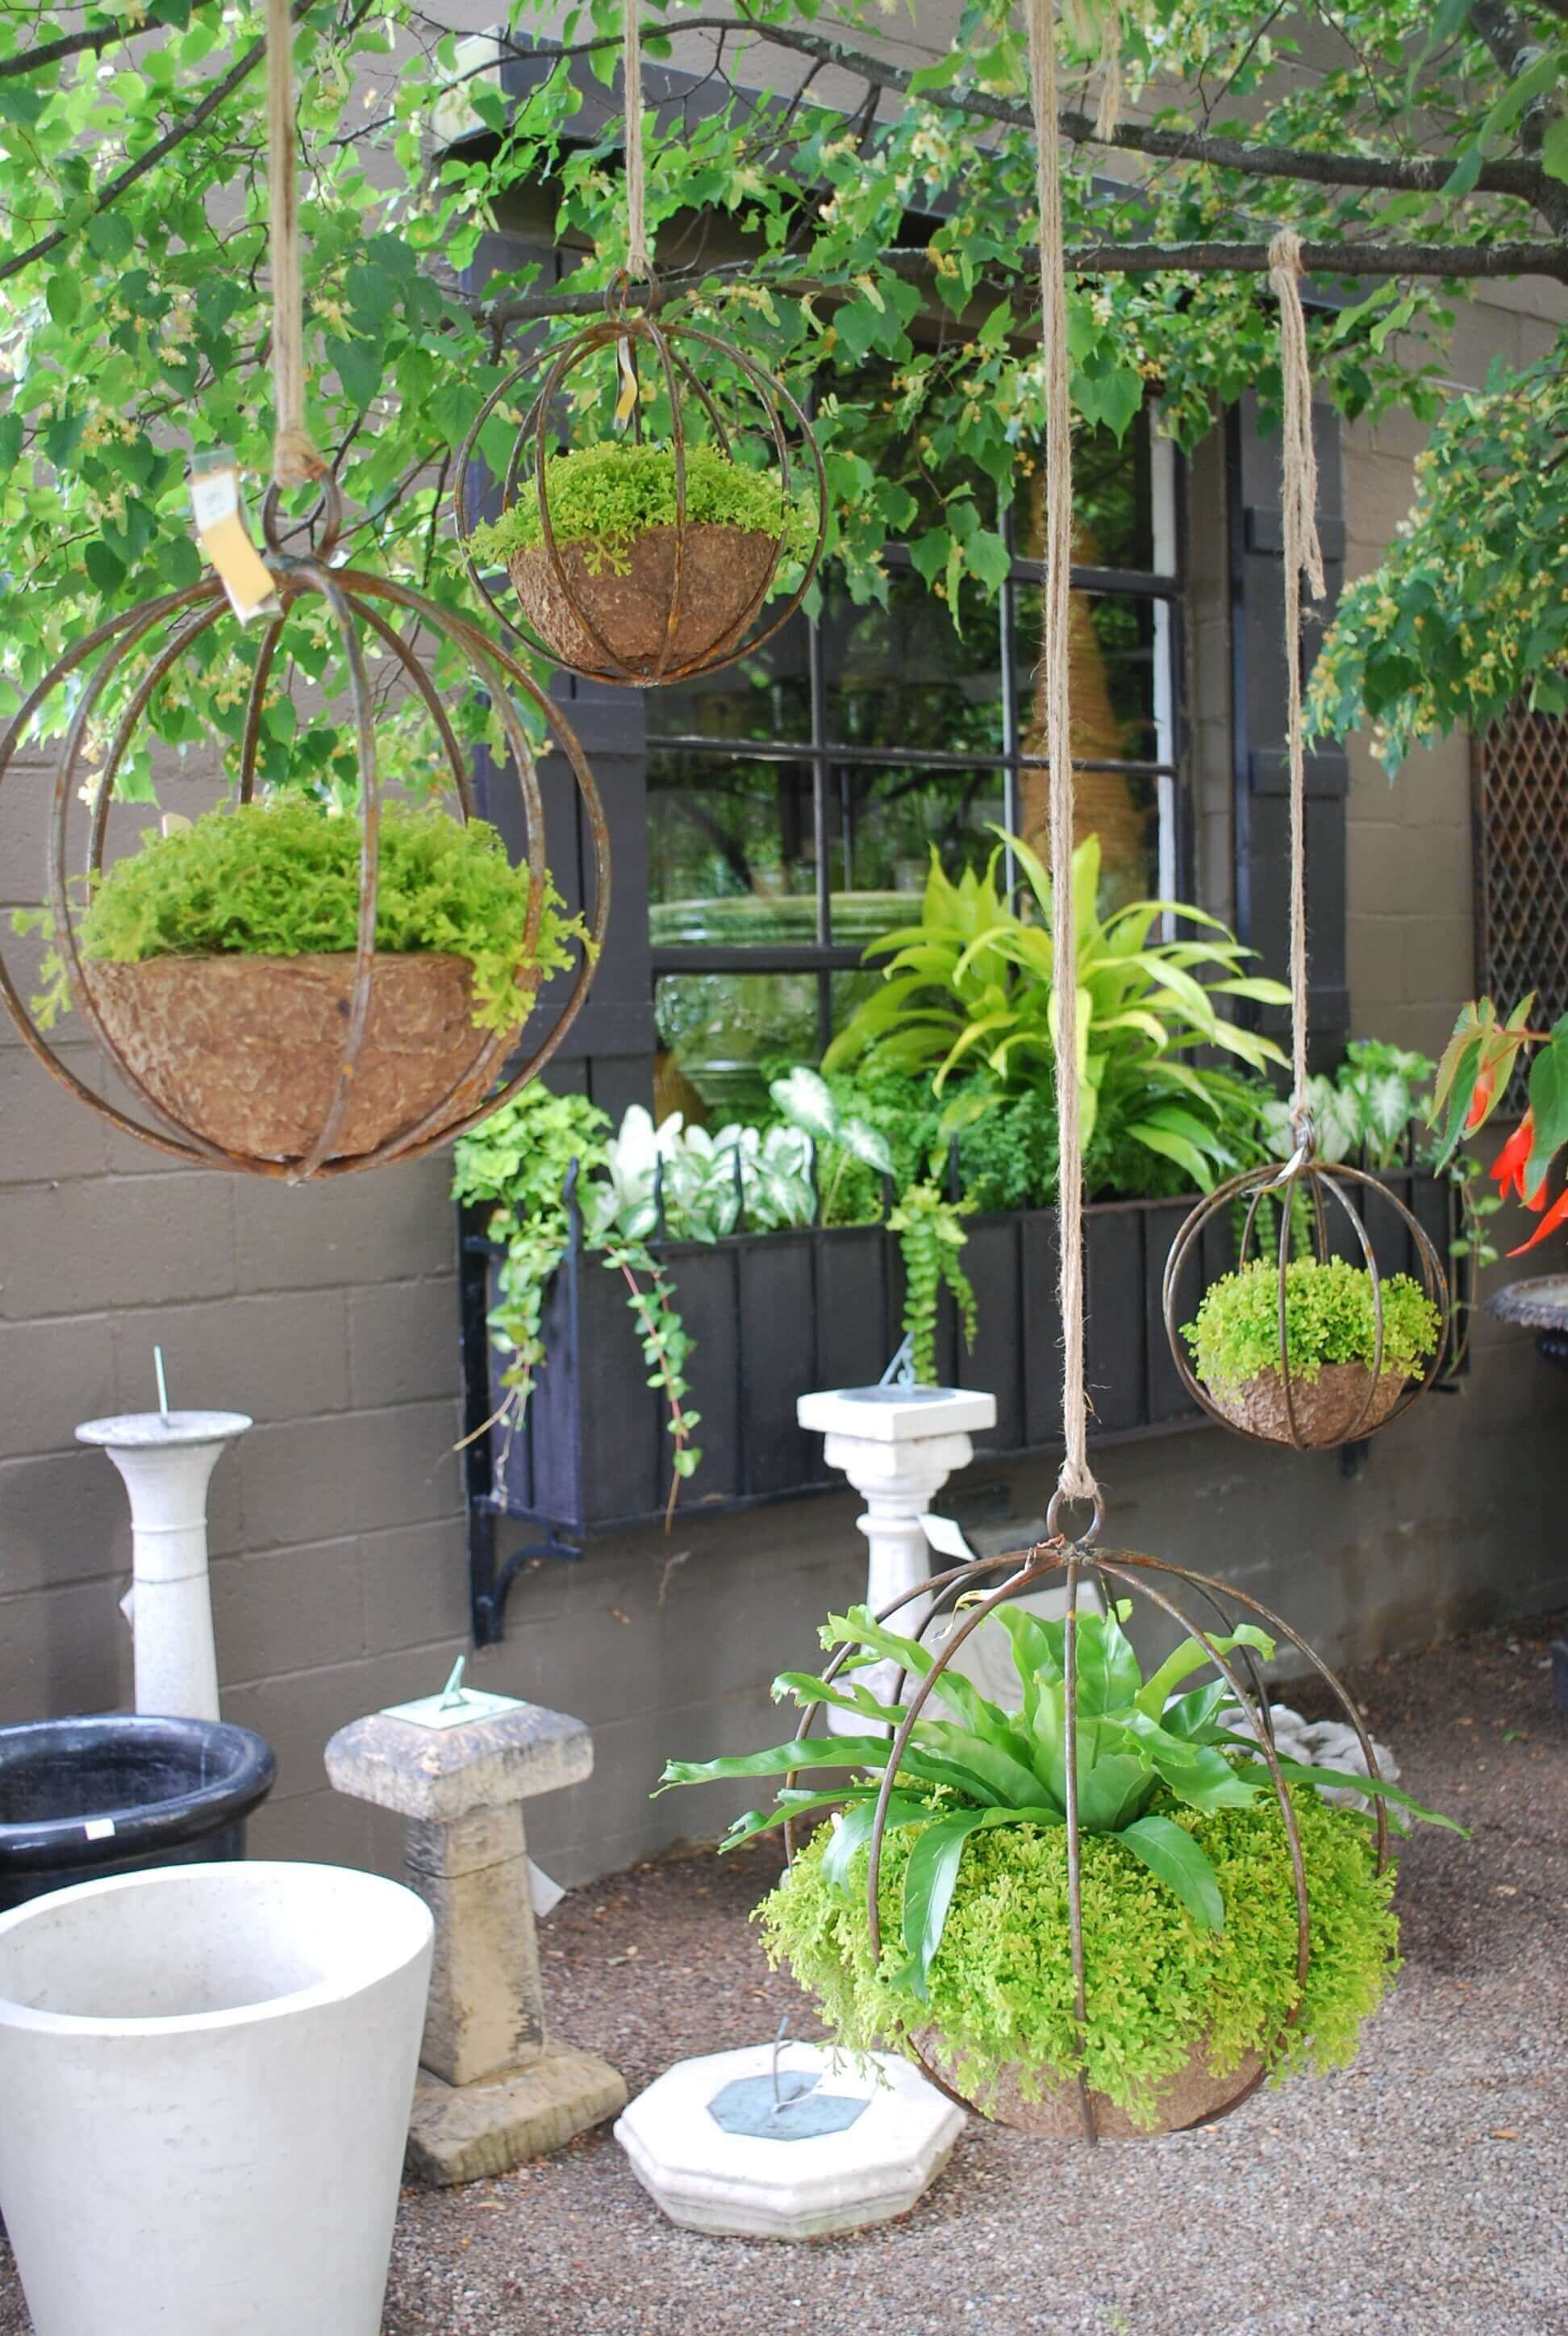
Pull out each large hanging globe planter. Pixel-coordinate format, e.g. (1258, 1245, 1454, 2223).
(456, 278, 828, 688)
(659, 1520, 1454, 2142)
(0, 482, 609, 1182)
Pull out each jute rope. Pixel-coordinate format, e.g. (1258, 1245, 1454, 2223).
(265, 0, 326, 489)
(1267, 230, 1325, 1124)
(623, 0, 652, 277)
(1026, 0, 1097, 1510)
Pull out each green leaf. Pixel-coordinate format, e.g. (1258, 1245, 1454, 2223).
(769, 1064, 836, 1142)
(1524, 1015, 1568, 1197)
(1134, 1627, 1274, 1719)
(1120, 1813, 1224, 1929)
(820, 1790, 932, 1888)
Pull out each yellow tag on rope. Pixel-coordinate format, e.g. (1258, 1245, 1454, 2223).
(613, 336, 640, 432)
(188, 457, 279, 624)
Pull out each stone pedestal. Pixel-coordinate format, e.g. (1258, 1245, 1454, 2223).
(325, 1694, 626, 2186)
(797, 1387, 998, 1724)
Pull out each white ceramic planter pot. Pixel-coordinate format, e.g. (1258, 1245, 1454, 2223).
(0, 1860, 433, 2336)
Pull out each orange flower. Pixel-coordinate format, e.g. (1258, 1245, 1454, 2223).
(1491, 1112, 1545, 1208)
(1509, 1185, 1568, 1256)
(1466, 1066, 1496, 1129)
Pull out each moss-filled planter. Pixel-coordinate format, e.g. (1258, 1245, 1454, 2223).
(1182, 1255, 1443, 1450)
(471, 443, 811, 682)
(761, 1792, 1400, 2137)
(32, 799, 583, 1166)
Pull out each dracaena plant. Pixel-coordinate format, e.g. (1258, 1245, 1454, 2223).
(658, 1599, 1453, 2000)
(824, 832, 1291, 1194)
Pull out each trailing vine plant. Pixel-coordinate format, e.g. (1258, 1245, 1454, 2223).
(886, 1181, 978, 1383)
(450, 1086, 703, 1518)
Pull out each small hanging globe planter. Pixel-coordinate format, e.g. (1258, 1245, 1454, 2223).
(455, 276, 828, 688)
(658, 1512, 1452, 2142)
(1162, 1145, 1451, 1450)
(0, 480, 609, 1182)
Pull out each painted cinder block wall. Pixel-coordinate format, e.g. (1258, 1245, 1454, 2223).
(2, 283, 1565, 1888)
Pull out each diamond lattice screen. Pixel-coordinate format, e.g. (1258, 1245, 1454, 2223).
(1477, 707, 1568, 1103)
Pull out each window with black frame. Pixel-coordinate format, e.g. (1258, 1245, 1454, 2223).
(645, 398, 1182, 1123)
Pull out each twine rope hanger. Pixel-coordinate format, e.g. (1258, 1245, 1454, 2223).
(622, 0, 652, 278)
(1025, 0, 1098, 1513)
(1267, 229, 1326, 1131)
(265, 0, 328, 490)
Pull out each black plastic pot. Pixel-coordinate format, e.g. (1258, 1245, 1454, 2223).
(0, 1715, 277, 1913)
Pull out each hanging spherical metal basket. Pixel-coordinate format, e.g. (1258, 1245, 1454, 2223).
(0, 480, 610, 1182)
(1161, 1138, 1451, 1450)
(454, 275, 828, 687)
(785, 1504, 1392, 2141)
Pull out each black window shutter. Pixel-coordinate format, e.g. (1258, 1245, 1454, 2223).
(1226, 391, 1349, 1066)
(460, 230, 655, 1120)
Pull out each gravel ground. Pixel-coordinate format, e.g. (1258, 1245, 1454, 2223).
(3, 1612, 1566, 2336)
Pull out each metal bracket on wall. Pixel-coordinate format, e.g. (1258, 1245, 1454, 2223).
(469, 1504, 583, 1648)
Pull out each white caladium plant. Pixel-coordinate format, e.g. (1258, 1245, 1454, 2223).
(583, 1105, 819, 1245)
(1263, 1040, 1436, 1171)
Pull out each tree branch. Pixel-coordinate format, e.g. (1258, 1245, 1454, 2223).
(0, 0, 224, 84)
(480, 235, 1568, 332)
(0, 0, 313, 286)
(492, 13, 1555, 212)
(1467, 0, 1568, 234)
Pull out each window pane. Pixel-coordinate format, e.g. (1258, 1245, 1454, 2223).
(1013, 589, 1158, 763)
(824, 570, 1004, 756)
(654, 970, 823, 1122)
(648, 753, 818, 927)
(644, 614, 812, 747)
(828, 764, 1007, 943)
(1014, 414, 1153, 574)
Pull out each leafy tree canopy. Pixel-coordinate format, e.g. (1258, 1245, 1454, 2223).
(0, 0, 1564, 782)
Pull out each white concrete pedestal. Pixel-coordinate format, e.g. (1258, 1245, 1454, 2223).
(76, 1410, 251, 1723)
(615, 2042, 963, 2238)
(797, 1387, 997, 1721)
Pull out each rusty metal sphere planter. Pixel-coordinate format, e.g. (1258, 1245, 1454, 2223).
(454, 277, 828, 688)
(786, 1508, 1392, 2142)
(1161, 1142, 1450, 1451)
(0, 481, 610, 1182)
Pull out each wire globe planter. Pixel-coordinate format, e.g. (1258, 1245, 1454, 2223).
(0, 480, 610, 1183)
(455, 276, 828, 687)
(786, 1504, 1392, 2142)
(1161, 1141, 1451, 1451)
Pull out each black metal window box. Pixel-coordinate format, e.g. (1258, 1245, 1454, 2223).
(459, 1166, 1462, 1638)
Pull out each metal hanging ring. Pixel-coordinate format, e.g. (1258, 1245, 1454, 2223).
(1045, 1487, 1106, 1547)
(261, 472, 344, 562)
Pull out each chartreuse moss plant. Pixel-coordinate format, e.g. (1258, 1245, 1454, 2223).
(469, 441, 816, 577)
(1183, 1255, 1442, 1394)
(26, 798, 586, 1037)
(657, 1600, 1458, 2123)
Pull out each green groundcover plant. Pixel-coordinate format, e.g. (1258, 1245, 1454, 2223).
(1183, 1256, 1443, 1394)
(24, 798, 586, 1037)
(469, 442, 815, 577)
(658, 1600, 1457, 2122)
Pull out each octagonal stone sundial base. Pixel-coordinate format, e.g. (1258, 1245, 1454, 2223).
(615, 2043, 964, 2240)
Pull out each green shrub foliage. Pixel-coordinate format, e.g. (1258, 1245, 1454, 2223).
(760, 1786, 1400, 2127)
(1183, 1255, 1442, 1391)
(470, 442, 814, 574)
(35, 798, 585, 1035)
